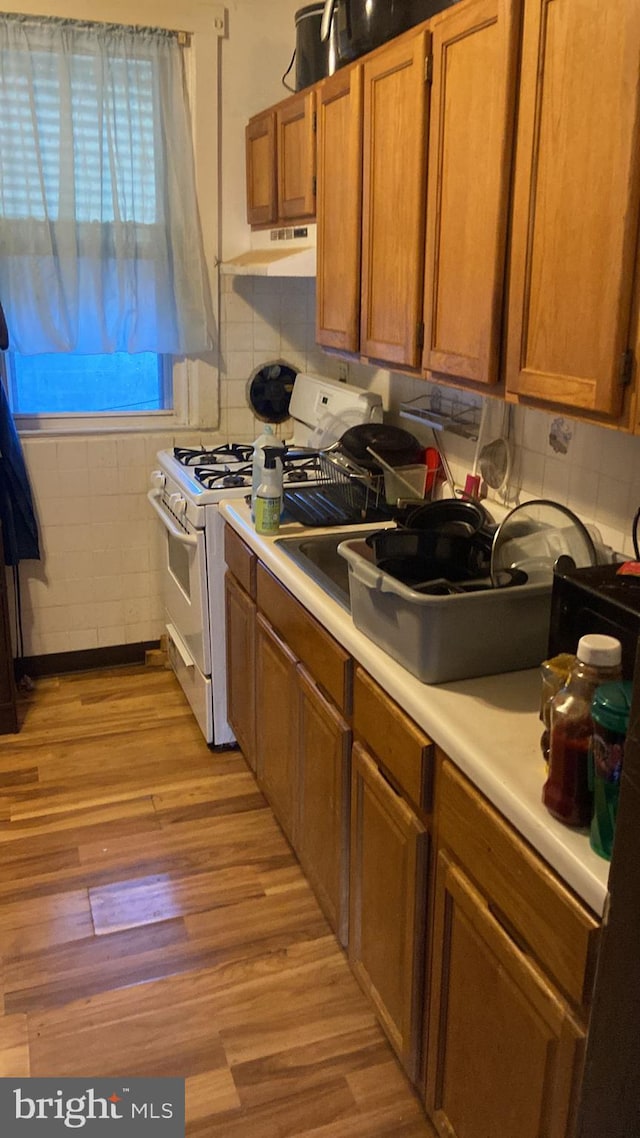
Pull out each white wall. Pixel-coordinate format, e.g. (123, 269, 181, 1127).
(220, 0, 301, 262)
(13, 4, 640, 658)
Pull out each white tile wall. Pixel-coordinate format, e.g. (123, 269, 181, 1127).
(218, 275, 341, 442)
(17, 432, 174, 657)
(16, 274, 640, 659)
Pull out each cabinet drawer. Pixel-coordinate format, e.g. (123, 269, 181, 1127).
(437, 759, 600, 1009)
(224, 525, 256, 599)
(353, 668, 433, 813)
(256, 564, 352, 714)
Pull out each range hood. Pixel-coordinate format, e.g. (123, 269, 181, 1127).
(220, 224, 316, 277)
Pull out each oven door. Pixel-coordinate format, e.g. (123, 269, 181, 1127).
(148, 488, 210, 677)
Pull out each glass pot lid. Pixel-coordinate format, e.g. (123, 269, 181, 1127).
(490, 499, 597, 586)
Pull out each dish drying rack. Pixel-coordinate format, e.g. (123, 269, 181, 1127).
(283, 451, 392, 527)
(400, 390, 482, 440)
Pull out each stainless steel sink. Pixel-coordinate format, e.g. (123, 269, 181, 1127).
(275, 528, 382, 611)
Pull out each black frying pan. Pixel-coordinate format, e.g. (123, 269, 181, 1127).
(338, 423, 423, 470)
(401, 497, 489, 536)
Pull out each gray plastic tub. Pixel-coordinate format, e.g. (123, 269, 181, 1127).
(338, 539, 552, 683)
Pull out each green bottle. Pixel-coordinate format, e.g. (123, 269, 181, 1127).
(589, 681, 633, 860)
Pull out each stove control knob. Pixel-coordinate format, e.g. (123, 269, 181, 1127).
(168, 492, 186, 516)
(151, 469, 166, 490)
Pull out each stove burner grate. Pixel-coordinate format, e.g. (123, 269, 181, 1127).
(194, 464, 252, 489)
(174, 444, 253, 467)
(282, 456, 323, 482)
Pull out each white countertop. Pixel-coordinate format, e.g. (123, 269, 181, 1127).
(220, 500, 610, 917)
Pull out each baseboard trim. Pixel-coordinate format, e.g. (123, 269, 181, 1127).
(16, 642, 161, 679)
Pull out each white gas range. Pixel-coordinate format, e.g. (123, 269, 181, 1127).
(148, 372, 383, 745)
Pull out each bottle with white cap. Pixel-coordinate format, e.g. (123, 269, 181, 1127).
(250, 425, 283, 521)
(543, 634, 622, 827)
(254, 447, 283, 536)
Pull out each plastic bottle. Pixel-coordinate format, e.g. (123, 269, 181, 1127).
(250, 425, 283, 521)
(539, 653, 577, 766)
(254, 446, 283, 535)
(589, 681, 632, 859)
(542, 634, 622, 827)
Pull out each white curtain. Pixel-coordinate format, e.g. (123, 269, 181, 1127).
(0, 14, 215, 355)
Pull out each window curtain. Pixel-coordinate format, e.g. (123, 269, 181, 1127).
(0, 15, 215, 355)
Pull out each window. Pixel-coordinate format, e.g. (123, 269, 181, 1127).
(0, 14, 215, 426)
(6, 353, 172, 415)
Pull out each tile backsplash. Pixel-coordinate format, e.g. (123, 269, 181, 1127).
(218, 274, 346, 441)
(15, 273, 639, 659)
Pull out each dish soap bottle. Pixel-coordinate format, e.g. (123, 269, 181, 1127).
(254, 446, 283, 535)
(251, 425, 283, 521)
(542, 634, 622, 827)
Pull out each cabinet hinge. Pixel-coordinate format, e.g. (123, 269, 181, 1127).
(312, 110, 317, 133)
(312, 174, 317, 198)
(619, 348, 634, 386)
(416, 321, 425, 350)
(425, 54, 433, 84)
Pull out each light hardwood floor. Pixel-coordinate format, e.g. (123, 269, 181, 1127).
(0, 665, 434, 1137)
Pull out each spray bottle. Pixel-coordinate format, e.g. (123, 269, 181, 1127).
(251, 425, 283, 521)
(254, 446, 283, 535)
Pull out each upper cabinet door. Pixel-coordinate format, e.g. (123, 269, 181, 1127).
(245, 110, 278, 227)
(277, 89, 316, 221)
(360, 29, 430, 368)
(506, 0, 640, 417)
(423, 0, 521, 386)
(316, 65, 364, 354)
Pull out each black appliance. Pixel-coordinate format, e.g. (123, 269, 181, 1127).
(548, 562, 640, 681)
(288, 4, 338, 91)
(320, 0, 459, 67)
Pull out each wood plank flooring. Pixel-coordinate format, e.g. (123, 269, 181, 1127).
(0, 665, 434, 1136)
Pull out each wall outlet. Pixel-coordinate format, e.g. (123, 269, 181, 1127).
(337, 362, 349, 383)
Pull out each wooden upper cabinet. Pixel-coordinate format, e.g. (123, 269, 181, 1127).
(360, 28, 430, 368)
(277, 88, 316, 221)
(316, 64, 364, 353)
(245, 109, 278, 227)
(506, 0, 640, 417)
(423, 0, 521, 386)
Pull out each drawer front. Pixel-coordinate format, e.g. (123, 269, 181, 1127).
(438, 759, 600, 1010)
(353, 667, 434, 813)
(257, 564, 352, 714)
(224, 525, 257, 598)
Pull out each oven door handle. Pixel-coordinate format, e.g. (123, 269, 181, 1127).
(147, 489, 198, 547)
(166, 622, 194, 669)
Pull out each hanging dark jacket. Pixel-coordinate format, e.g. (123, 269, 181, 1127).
(0, 300, 40, 564)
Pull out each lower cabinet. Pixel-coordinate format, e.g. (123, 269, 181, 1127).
(297, 665, 351, 946)
(423, 760, 599, 1138)
(224, 570, 256, 770)
(255, 612, 299, 847)
(223, 527, 601, 1133)
(426, 850, 586, 1138)
(349, 741, 429, 1082)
